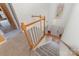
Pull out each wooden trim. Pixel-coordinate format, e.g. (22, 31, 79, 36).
(8, 3, 20, 28)
(0, 3, 16, 29)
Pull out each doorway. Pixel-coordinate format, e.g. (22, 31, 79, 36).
(0, 3, 17, 34)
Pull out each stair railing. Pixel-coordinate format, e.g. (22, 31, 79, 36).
(21, 15, 45, 50)
(61, 40, 79, 56)
(45, 32, 79, 56)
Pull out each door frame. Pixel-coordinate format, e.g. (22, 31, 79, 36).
(0, 3, 17, 29)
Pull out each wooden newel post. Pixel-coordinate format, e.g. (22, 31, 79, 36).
(43, 16, 45, 35)
(21, 23, 26, 32)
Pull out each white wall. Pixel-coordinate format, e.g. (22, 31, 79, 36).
(61, 4, 79, 51)
(48, 3, 73, 28)
(12, 3, 50, 24)
(62, 3, 74, 28)
(48, 3, 58, 25)
(12, 3, 73, 28)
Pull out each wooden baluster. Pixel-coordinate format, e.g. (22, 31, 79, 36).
(44, 16, 45, 35)
(34, 26, 38, 45)
(33, 26, 38, 45)
(28, 28, 34, 45)
(35, 27, 39, 44)
(31, 27, 35, 46)
(21, 23, 34, 49)
(32, 27, 36, 45)
(21, 23, 26, 32)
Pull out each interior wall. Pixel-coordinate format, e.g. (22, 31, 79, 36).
(62, 3, 74, 28)
(48, 3, 73, 28)
(47, 3, 58, 25)
(12, 3, 73, 28)
(12, 3, 50, 25)
(61, 4, 79, 51)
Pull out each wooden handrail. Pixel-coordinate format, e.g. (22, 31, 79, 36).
(32, 15, 41, 17)
(61, 40, 79, 56)
(21, 16, 45, 30)
(21, 15, 45, 49)
(26, 18, 45, 27)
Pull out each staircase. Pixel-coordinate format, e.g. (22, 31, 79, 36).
(30, 41, 59, 56)
(22, 26, 60, 56)
(27, 26, 59, 56)
(21, 15, 59, 56)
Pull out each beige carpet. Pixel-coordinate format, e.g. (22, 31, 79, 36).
(0, 30, 30, 56)
(0, 29, 59, 56)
